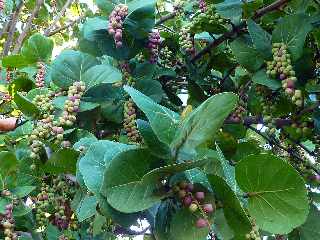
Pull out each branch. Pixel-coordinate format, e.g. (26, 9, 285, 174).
(45, 16, 84, 37)
(12, 0, 44, 54)
(191, 0, 290, 62)
(43, 0, 74, 36)
(2, 1, 24, 56)
(0, 20, 10, 39)
(155, 12, 176, 26)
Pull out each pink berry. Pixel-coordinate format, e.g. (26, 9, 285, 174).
(183, 196, 192, 206)
(116, 41, 123, 48)
(279, 74, 286, 80)
(196, 218, 208, 228)
(203, 204, 214, 213)
(195, 192, 205, 200)
(286, 80, 295, 88)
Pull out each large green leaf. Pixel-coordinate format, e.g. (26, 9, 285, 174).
(11, 186, 36, 198)
(14, 92, 40, 118)
(168, 208, 210, 240)
(0, 151, 18, 177)
(51, 50, 99, 88)
(44, 149, 79, 174)
(82, 64, 122, 89)
(76, 195, 98, 222)
(288, 205, 320, 240)
(136, 120, 171, 160)
(82, 17, 108, 41)
(124, 0, 156, 39)
(124, 86, 180, 145)
(230, 38, 264, 72)
(216, 0, 242, 24)
(235, 153, 309, 234)
(208, 174, 252, 238)
(252, 70, 281, 90)
(79, 140, 137, 194)
(247, 19, 272, 59)
(101, 148, 207, 213)
(272, 14, 313, 61)
(21, 33, 54, 63)
(171, 93, 238, 161)
(2, 55, 33, 68)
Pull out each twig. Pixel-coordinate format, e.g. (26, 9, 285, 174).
(45, 16, 84, 37)
(155, 12, 176, 26)
(2, 1, 24, 56)
(12, 0, 44, 54)
(191, 0, 290, 63)
(43, 0, 74, 36)
(0, 20, 10, 39)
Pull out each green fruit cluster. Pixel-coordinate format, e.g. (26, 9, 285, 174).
(190, 6, 225, 33)
(33, 93, 55, 117)
(123, 98, 140, 143)
(159, 46, 175, 68)
(179, 25, 195, 54)
(59, 81, 86, 127)
(245, 226, 261, 240)
(35, 182, 53, 227)
(267, 43, 303, 106)
(35, 61, 46, 88)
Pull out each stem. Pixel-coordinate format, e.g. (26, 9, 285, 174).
(155, 12, 176, 26)
(12, 0, 44, 54)
(45, 16, 84, 37)
(191, 0, 290, 63)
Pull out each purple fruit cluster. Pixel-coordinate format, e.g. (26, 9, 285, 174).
(199, 0, 207, 12)
(35, 61, 46, 88)
(108, 4, 128, 48)
(59, 81, 85, 127)
(228, 106, 246, 123)
(1, 204, 18, 240)
(147, 31, 161, 64)
(267, 43, 303, 107)
(174, 181, 215, 229)
(0, 0, 4, 11)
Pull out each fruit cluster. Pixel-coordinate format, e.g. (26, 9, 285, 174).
(173, 0, 184, 14)
(228, 106, 246, 123)
(179, 25, 195, 54)
(35, 62, 46, 88)
(0, 0, 4, 11)
(173, 181, 215, 229)
(190, 6, 225, 33)
(147, 31, 161, 64)
(160, 46, 174, 68)
(35, 182, 52, 227)
(33, 93, 55, 117)
(1, 204, 18, 240)
(107, 4, 128, 48)
(198, 0, 207, 12)
(290, 121, 311, 139)
(123, 98, 140, 143)
(267, 43, 302, 106)
(59, 81, 85, 127)
(6, 67, 11, 82)
(245, 226, 261, 240)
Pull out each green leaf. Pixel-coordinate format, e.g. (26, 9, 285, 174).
(208, 174, 252, 238)
(288, 205, 320, 240)
(76, 195, 98, 222)
(125, 0, 156, 39)
(82, 64, 122, 89)
(102, 148, 207, 213)
(235, 153, 309, 234)
(168, 208, 209, 240)
(46, 224, 62, 240)
(124, 86, 180, 145)
(216, 0, 242, 24)
(44, 149, 79, 174)
(51, 50, 99, 88)
(83, 17, 108, 41)
(213, 209, 235, 240)
(272, 14, 313, 61)
(2, 55, 33, 68)
(230, 38, 264, 72)
(171, 93, 238, 161)
(0, 151, 18, 177)
(13, 203, 32, 217)
(247, 19, 272, 59)
(154, 200, 174, 240)
(14, 92, 40, 118)
(137, 120, 171, 159)
(93, 214, 107, 236)
(252, 70, 281, 90)
(79, 140, 137, 194)
(11, 186, 36, 198)
(21, 33, 54, 63)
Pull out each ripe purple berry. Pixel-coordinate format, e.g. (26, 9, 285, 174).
(196, 218, 208, 228)
(183, 196, 192, 206)
(195, 192, 205, 201)
(203, 204, 214, 213)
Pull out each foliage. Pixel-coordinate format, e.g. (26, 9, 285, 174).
(1, 0, 320, 239)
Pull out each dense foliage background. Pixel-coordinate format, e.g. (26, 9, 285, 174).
(0, 0, 320, 239)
